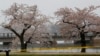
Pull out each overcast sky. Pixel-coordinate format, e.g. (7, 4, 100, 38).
(0, 0, 100, 24)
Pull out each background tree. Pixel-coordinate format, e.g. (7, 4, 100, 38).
(55, 6, 100, 53)
(2, 3, 50, 52)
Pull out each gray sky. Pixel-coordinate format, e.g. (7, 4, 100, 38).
(0, 0, 100, 24)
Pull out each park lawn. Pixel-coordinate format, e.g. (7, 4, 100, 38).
(0, 54, 100, 56)
(0, 53, 100, 56)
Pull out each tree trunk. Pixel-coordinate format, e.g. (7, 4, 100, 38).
(80, 31, 86, 53)
(20, 37, 27, 52)
(20, 42, 27, 52)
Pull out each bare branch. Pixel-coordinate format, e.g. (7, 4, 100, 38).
(21, 24, 31, 36)
(4, 26, 21, 38)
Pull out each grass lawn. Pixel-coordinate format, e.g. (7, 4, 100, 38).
(0, 52, 100, 56)
(0, 54, 100, 56)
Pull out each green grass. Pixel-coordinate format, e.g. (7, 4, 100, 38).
(0, 54, 100, 56)
(1, 53, 100, 56)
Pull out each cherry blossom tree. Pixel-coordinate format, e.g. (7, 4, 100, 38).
(2, 3, 50, 52)
(55, 6, 100, 52)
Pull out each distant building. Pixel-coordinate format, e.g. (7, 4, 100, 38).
(0, 28, 15, 49)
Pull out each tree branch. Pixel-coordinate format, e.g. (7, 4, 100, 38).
(3, 25, 20, 38)
(63, 19, 80, 30)
(9, 28, 20, 38)
(25, 25, 39, 44)
(25, 36, 32, 44)
(21, 24, 31, 36)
